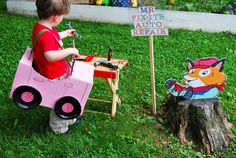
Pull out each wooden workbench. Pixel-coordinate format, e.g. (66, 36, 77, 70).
(79, 55, 128, 116)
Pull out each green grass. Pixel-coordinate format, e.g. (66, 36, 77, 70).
(0, 1, 236, 158)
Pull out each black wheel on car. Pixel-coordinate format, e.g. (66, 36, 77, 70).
(54, 96, 81, 120)
(12, 86, 42, 110)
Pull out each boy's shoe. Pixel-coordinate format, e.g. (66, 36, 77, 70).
(64, 128, 70, 134)
(49, 127, 70, 134)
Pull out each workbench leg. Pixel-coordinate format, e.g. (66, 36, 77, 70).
(111, 71, 120, 117)
(106, 78, 121, 105)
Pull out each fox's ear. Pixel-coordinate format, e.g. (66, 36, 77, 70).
(211, 58, 226, 72)
(186, 58, 194, 71)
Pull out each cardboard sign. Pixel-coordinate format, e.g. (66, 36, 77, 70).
(131, 6, 168, 37)
(131, 13, 164, 21)
(130, 6, 169, 115)
(131, 28, 168, 36)
(133, 21, 164, 29)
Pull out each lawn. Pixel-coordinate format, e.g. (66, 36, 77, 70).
(0, 1, 236, 158)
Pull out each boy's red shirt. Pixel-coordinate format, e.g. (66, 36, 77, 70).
(32, 23, 68, 79)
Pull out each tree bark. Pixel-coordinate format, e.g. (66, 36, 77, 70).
(165, 95, 235, 154)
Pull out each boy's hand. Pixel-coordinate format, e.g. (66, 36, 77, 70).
(68, 48, 79, 56)
(69, 48, 80, 59)
(66, 29, 76, 37)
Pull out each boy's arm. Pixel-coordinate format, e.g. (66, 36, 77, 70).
(44, 48, 79, 62)
(59, 29, 75, 39)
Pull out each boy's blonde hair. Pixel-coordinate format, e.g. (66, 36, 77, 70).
(36, 0, 70, 20)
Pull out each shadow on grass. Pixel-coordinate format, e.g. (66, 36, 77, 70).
(0, 97, 51, 137)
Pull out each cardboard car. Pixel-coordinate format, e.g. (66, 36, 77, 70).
(9, 48, 94, 119)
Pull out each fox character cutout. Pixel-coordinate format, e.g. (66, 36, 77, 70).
(165, 57, 226, 100)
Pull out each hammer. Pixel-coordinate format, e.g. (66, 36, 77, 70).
(94, 59, 118, 70)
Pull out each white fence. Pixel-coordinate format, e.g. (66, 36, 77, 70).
(6, 0, 236, 34)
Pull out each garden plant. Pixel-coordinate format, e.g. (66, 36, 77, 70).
(0, 0, 235, 157)
(141, 0, 236, 14)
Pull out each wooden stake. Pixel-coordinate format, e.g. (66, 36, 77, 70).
(149, 35, 156, 115)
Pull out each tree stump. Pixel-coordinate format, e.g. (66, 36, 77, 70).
(165, 95, 235, 154)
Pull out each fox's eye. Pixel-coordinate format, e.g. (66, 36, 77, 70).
(189, 69, 196, 74)
(199, 69, 211, 77)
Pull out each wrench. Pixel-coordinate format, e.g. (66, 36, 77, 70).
(65, 22, 81, 40)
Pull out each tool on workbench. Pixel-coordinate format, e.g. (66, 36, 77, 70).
(107, 48, 112, 61)
(94, 59, 118, 70)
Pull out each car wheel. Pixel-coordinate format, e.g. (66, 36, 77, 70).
(54, 96, 81, 120)
(13, 86, 42, 110)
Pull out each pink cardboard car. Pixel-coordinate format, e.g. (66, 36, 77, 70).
(10, 48, 94, 119)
